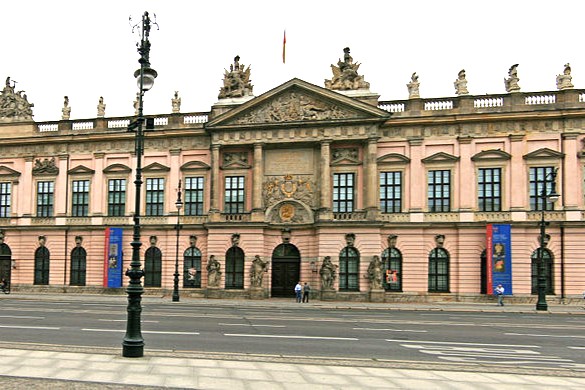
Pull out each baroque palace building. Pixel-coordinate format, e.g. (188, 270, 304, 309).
(0, 51, 584, 302)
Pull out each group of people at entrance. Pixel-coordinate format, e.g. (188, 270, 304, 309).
(294, 282, 310, 303)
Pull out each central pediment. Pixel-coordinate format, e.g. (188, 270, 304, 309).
(206, 78, 389, 130)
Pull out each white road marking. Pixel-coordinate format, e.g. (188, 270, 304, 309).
(225, 333, 358, 341)
(506, 332, 585, 339)
(0, 315, 44, 319)
(0, 325, 59, 330)
(568, 346, 585, 350)
(353, 327, 426, 332)
(385, 339, 541, 348)
(82, 328, 199, 335)
(218, 323, 286, 328)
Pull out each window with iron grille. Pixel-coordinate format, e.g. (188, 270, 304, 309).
(531, 248, 554, 294)
(225, 246, 244, 289)
(185, 177, 204, 216)
(428, 170, 450, 212)
(183, 247, 202, 288)
(381, 247, 402, 291)
(0, 182, 11, 218)
(339, 247, 360, 291)
(34, 246, 50, 285)
(333, 173, 354, 213)
(478, 168, 501, 212)
(108, 179, 126, 216)
(224, 176, 245, 214)
(70, 246, 87, 286)
(144, 246, 162, 287)
(72, 180, 90, 217)
(145, 178, 165, 216)
(529, 166, 555, 211)
(37, 181, 54, 217)
(380, 171, 402, 213)
(428, 248, 449, 292)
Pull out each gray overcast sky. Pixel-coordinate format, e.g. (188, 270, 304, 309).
(1, 0, 583, 122)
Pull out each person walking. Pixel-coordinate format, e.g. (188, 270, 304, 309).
(495, 284, 505, 306)
(302, 282, 311, 303)
(294, 281, 302, 303)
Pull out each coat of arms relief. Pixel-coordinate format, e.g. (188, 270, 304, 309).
(263, 174, 316, 224)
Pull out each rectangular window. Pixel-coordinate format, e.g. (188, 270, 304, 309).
(0, 182, 11, 218)
(71, 180, 90, 217)
(224, 176, 245, 214)
(108, 179, 126, 216)
(333, 173, 354, 213)
(184, 177, 204, 216)
(428, 170, 450, 212)
(529, 167, 555, 211)
(380, 171, 402, 213)
(478, 168, 501, 212)
(37, 181, 54, 217)
(145, 178, 165, 216)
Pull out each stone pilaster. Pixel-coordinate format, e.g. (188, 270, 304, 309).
(92, 152, 105, 215)
(407, 137, 424, 212)
(319, 140, 332, 220)
(364, 137, 379, 220)
(55, 154, 69, 216)
(251, 143, 264, 222)
(209, 144, 221, 221)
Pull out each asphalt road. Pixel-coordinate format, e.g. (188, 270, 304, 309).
(1, 297, 584, 373)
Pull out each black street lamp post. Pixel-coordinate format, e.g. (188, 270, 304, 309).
(123, 11, 157, 358)
(172, 180, 183, 302)
(536, 168, 560, 311)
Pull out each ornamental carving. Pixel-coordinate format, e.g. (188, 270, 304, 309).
(32, 158, 59, 176)
(267, 201, 312, 224)
(230, 92, 362, 125)
(0, 77, 34, 122)
(331, 148, 359, 164)
(218, 55, 253, 99)
(324, 47, 370, 91)
(263, 174, 316, 208)
(222, 152, 249, 168)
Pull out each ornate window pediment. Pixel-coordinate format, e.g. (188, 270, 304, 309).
(143, 162, 170, 173)
(103, 163, 131, 174)
(0, 165, 21, 180)
(331, 148, 361, 166)
(377, 153, 410, 166)
(422, 152, 460, 164)
(221, 152, 250, 169)
(180, 161, 211, 172)
(68, 165, 95, 175)
(471, 149, 511, 162)
(523, 148, 564, 161)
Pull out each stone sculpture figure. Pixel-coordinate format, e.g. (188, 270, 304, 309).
(250, 255, 269, 288)
(454, 69, 469, 95)
(61, 96, 71, 120)
(97, 96, 106, 117)
(319, 256, 338, 290)
(504, 64, 520, 93)
(556, 63, 574, 90)
(407, 72, 420, 99)
(0, 76, 34, 121)
(218, 55, 253, 99)
(133, 93, 140, 115)
(206, 255, 222, 287)
(171, 91, 181, 113)
(324, 47, 370, 91)
(367, 255, 383, 290)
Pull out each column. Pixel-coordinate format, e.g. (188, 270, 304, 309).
(251, 143, 264, 221)
(209, 144, 221, 221)
(364, 137, 379, 220)
(319, 140, 332, 220)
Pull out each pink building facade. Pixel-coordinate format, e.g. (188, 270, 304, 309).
(1, 66, 585, 303)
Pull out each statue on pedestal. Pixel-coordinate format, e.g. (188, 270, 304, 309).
(325, 47, 370, 91)
(0, 76, 34, 121)
(319, 256, 338, 290)
(97, 96, 106, 117)
(367, 255, 383, 290)
(218, 55, 253, 99)
(407, 72, 420, 99)
(206, 255, 221, 287)
(171, 91, 181, 113)
(454, 69, 469, 95)
(250, 255, 269, 288)
(504, 64, 520, 93)
(61, 96, 71, 120)
(556, 63, 574, 90)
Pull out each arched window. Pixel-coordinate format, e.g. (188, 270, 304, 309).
(339, 247, 360, 291)
(381, 247, 402, 292)
(144, 246, 162, 287)
(225, 246, 244, 289)
(34, 246, 50, 285)
(70, 246, 87, 286)
(531, 248, 553, 294)
(428, 248, 449, 292)
(183, 247, 202, 288)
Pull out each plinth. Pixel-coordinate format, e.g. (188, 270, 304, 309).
(320, 289, 336, 301)
(249, 287, 267, 300)
(369, 289, 385, 302)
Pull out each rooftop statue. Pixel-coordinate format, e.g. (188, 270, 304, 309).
(171, 91, 181, 113)
(324, 47, 370, 91)
(0, 76, 34, 122)
(504, 64, 520, 93)
(454, 69, 469, 95)
(61, 96, 71, 120)
(407, 72, 420, 99)
(218, 55, 253, 99)
(556, 63, 574, 90)
(97, 96, 106, 117)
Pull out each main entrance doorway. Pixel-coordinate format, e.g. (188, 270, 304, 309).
(0, 242, 12, 291)
(271, 243, 300, 298)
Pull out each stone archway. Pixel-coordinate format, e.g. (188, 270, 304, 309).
(270, 243, 300, 298)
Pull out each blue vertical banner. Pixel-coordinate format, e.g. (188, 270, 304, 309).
(104, 227, 123, 288)
(488, 224, 512, 295)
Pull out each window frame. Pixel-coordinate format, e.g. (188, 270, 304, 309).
(36, 180, 55, 217)
(333, 172, 355, 213)
(339, 247, 360, 292)
(71, 179, 90, 217)
(0, 182, 11, 218)
(428, 247, 450, 293)
(529, 166, 556, 211)
(224, 176, 245, 214)
(477, 167, 502, 212)
(145, 177, 165, 216)
(184, 176, 205, 216)
(427, 170, 451, 212)
(379, 171, 402, 213)
(107, 178, 127, 217)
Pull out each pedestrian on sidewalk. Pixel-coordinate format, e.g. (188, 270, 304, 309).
(294, 281, 302, 303)
(302, 282, 311, 303)
(495, 284, 505, 306)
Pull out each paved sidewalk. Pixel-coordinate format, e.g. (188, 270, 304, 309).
(1, 346, 585, 389)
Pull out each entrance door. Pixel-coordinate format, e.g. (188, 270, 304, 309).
(0, 243, 12, 289)
(271, 243, 300, 298)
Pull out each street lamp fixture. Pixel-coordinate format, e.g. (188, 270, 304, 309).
(536, 168, 560, 311)
(123, 11, 158, 358)
(172, 180, 183, 302)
